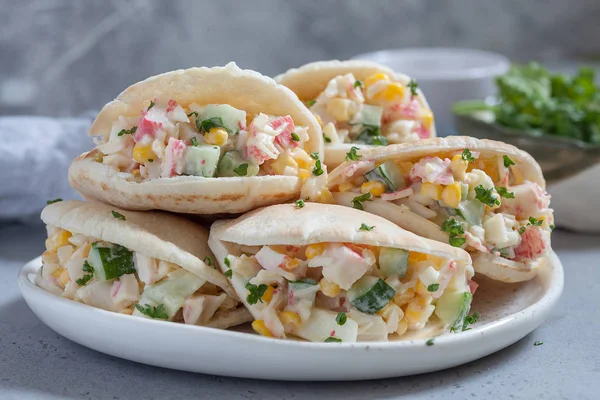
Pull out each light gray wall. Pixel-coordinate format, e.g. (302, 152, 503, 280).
(1, 0, 599, 116)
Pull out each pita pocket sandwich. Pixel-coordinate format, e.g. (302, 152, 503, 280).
(275, 60, 436, 168)
(208, 203, 475, 343)
(328, 136, 554, 283)
(36, 200, 251, 330)
(69, 63, 329, 215)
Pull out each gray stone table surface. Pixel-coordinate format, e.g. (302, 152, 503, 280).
(0, 222, 598, 400)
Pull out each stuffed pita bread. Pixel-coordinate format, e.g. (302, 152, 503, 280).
(328, 136, 554, 283)
(36, 200, 251, 329)
(208, 203, 475, 343)
(69, 63, 327, 215)
(275, 60, 436, 168)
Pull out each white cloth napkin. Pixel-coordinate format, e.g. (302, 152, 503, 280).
(0, 113, 96, 222)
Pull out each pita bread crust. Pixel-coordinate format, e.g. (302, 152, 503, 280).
(41, 200, 236, 298)
(328, 136, 546, 189)
(209, 203, 471, 263)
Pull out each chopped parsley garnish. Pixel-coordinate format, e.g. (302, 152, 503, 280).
(203, 256, 214, 267)
(426, 338, 435, 346)
(117, 126, 137, 137)
(449, 237, 467, 247)
(309, 152, 319, 160)
(187, 111, 199, 118)
(534, 341, 544, 346)
(295, 199, 305, 208)
(307, 100, 316, 107)
(291, 132, 300, 142)
(351, 192, 372, 210)
(46, 198, 63, 205)
(196, 116, 227, 134)
(312, 160, 324, 176)
(550, 224, 556, 231)
(353, 80, 363, 89)
(345, 146, 361, 161)
(503, 155, 515, 168)
(357, 125, 388, 145)
(111, 211, 126, 220)
(335, 312, 347, 326)
(427, 283, 440, 292)
(528, 216, 543, 226)
(224, 257, 231, 268)
(495, 186, 515, 198)
(233, 163, 249, 176)
(147, 100, 155, 110)
(224, 269, 233, 278)
(323, 134, 332, 143)
(148, 159, 154, 163)
(75, 261, 94, 286)
(461, 149, 475, 162)
(474, 185, 500, 207)
(462, 311, 481, 331)
(441, 218, 466, 248)
(408, 79, 419, 97)
(324, 337, 342, 343)
(359, 223, 374, 231)
(190, 137, 199, 147)
(245, 282, 269, 305)
(135, 303, 169, 319)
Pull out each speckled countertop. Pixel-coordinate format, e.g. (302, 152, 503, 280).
(0, 222, 598, 400)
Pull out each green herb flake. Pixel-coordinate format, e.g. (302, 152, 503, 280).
(117, 126, 137, 137)
(442, 218, 466, 248)
(46, 198, 63, 205)
(111, 211, 126, 220)
(449, 237, 467, 247)
(147, 100, 155, 110)
(335, 312, 347, 326)
(474, 185, 500, 207)
(325, 337, 342, 343)
(190, 137, 199, 147)
(147, 158, 154, 163)
(427, 283, 440, 292)
(224, 269, 233, 278)
(224, 257, 231, 268)
(197, 116, 227, 134)
(203, 256, 214, 267)
(295, 199, 305, 208)
(307, 100, 316, 107)
(359, 223, 374, 231)
(312, 160, 324, 176)
(528, 216, 543, 226)
(76, 261, 95, 286)
(534, 341, 544, 346)
(351, 192, 372, 210)
(550, 224, 556, 231)
(187, 111, 199, 118)
(233, 163, 249, 176)
(291, 132, 300, 142)
(503, 155, 515, 168)
(310, 152, 320, 160)
(426, 338, 435, 346)
(345, 146, 361, 161)
(245, 282, 269, 305)
(461, 149, 475, 162)
(135, 303, 169, 319)
(461, 311, 481, 331)
(323, 134, 332, 143)
(408, 79, 419, 97)
(353, 80, 363, 89)
(496, 186, 515, 198)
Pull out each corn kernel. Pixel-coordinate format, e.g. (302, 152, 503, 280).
(59, 269, 70, 286)
(404, 295, 433, 325)
(281, 257, 299, 271)
(420, 109, 434, 129)
(132, 143, 156, 164)
(270, 155, 298, 175)
(316, 188, 335, 204)
(420, 182, 442, 200)
(337, 182, 354, 193)
(45, 230, 72, 252)
(399, 162, 414, 175)
(441, 182, 462, 208)
(450, 154, 468, 180)
(415, 281, 429, 296)
(376, 82, 405, 102)
(51, 267, 63, 278)
(364, 72, 390, 88)
(325, 98, 355, 122)
(361, 181, 386, 197)
(251, 320, 272, 337)
(408, 251, 428, 264)
(393, 288, 415, 306)
(279, 311, 301, 327)
(298, 169, 310, 179)
(319, 278, 341, 297)
(377, 302, 395, 317)
(120, 308, 134, 315)
(293, 151, 313, 169)
(205, 127, 229, 146)
(305, 243, 326, 259)
(262, 286, 275, 303)
(42, 250, 59, 265)
(396, 318, 409, 336)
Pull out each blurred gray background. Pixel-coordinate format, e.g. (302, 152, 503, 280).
(1, 0, 599, 117)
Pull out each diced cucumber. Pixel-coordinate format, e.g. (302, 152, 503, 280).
(136, 269, 206, 320)
(460, 183, 469, 200)
(434, 291, 473, 331)
(294, 308, 359, 343)
(88, 242, 135, 281)
(356, 130, 389, 146)
(183, 145, 220, 177)
(364, 160, 406, 192)
(216, 151, 259, 177)
(456, 199, 485, 226)
(351, 105, 383, 127)
(289, 279, 319, 291)
(378, 248, 409, 278)
(196, 104, 246, 134)
(347, 276, 396, 314)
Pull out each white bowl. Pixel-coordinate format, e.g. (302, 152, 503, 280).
(352, 48, 510, 135)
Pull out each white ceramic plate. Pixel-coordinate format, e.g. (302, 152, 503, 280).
(18, 253, 563, 381)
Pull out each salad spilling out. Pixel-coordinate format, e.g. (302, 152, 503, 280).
(36, 226, 241, 326)
(308, 73, 434, 146)
(94, 99, 319, 182)
(331, 145, 554, 281)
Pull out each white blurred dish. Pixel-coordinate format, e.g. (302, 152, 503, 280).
(19, 253, 563, 381)
(352, 48, 510, 135)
